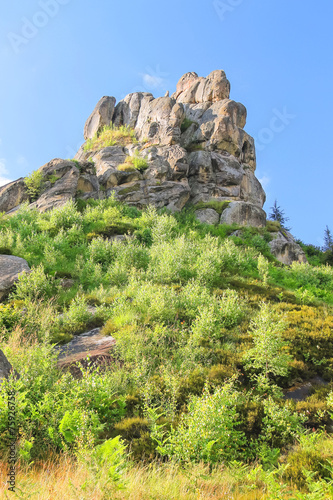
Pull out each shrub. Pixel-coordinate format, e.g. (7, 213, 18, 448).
(24, 170, 44, 201)
(117, 153, 149, 173)
(163, 380, 247, 463)
(11, 264, 58, 302)
(243, 302, 291, 382)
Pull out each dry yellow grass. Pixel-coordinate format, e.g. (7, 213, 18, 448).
(0, 457, 296, 500)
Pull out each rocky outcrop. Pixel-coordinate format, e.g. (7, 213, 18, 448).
(0, 255, 31, 301)
(269, 231, 307, 265)
(0, 70, 308, 263)
(0, 69, 265, 219)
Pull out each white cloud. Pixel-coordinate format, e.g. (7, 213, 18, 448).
(257, 173, 270, 190)
(0, 158, 13, 187)
(142, 73, 165, 90)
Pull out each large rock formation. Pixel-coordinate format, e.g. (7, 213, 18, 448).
(73, 70, 266, 223)
(0, 70, 306, 263)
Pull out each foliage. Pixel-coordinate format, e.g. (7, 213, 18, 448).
(24, 170, 44, 201)
(163, 379, 247, 463)
(243, 302, 291, 381)
(117, 153, 149, 173)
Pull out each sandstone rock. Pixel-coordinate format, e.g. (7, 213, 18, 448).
(0, 255, 31, 301)
(269, 231, 307, 265)
(84, 96, 116, 140)
(195, 208, 220, 225)
(0, 179, 28, 213)
(220, 201, 266, 227)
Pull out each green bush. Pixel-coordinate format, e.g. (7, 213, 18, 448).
(24, 170, 44, 201)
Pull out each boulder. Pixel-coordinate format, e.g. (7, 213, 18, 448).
(220, 201, 266, 227)
(84, 96, 116, 140)
(195, 208, 220, 225)
(0, 179, 29, 213)
(269, 231, 307, 265)
(0, 255, 31, 301)
(35, 168, 80, 212)
(0, 350, 16, 383)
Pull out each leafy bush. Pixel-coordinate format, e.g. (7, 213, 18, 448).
(11, 264, 58, 302)
(163, 380, 247, 463)
(24, 170, 44, 201)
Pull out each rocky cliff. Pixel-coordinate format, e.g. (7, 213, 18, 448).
(0, 70, 306, 263)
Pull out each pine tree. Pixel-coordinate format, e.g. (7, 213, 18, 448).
(269, 200, 291, 231)
(323, 225, 333, 252)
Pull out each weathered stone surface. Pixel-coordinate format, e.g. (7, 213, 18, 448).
(220, 201, 266, 227)
(38, 158, 76, 179)
(84, 96, 116, 140)
(269, 231, 307, 265)
(0, 179, 28, 213)
(35, 167, 80, 212)
(107, 179, 190, 211)
(0, 255, 31, 301)
(173, 70, 230, 104)
(55, 327, 116, 378)
(195, 208, 220, 225)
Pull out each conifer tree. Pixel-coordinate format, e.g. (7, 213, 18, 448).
(269, 200, 291, 231)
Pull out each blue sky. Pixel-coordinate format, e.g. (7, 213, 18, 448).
(0, 0, 332, 245)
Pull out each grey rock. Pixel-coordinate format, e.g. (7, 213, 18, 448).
(0, 349, 18, 383)
(0, 255, 31, 301)
(84, 96, 116, 140)
(0, 179, 28, 213)
(35, 168, 80, 212)
(220, 201, 266, 227)
(195, 208, 220, 225)
(269, 231, 307, 265)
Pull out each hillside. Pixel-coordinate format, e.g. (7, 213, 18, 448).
(0, 71, 333, 499)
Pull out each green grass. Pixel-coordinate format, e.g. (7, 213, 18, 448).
(194, 200, 231, 215)
(117, 153, 149, 173)
(84, 124, 137, 152)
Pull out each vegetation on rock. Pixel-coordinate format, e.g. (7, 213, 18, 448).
(84, 124, 137, 152)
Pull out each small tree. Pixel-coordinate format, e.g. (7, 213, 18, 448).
(269, 200, 291, 231)
(323, 226, 333, 252)
(323, 226, 333, 266)
(243, 302, 291, 381)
